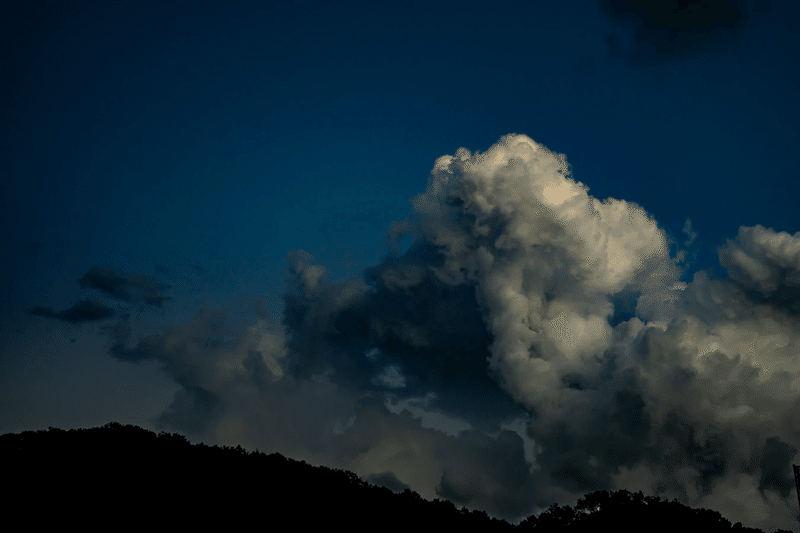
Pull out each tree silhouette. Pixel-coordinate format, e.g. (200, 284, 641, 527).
(2, 423, 790, 532)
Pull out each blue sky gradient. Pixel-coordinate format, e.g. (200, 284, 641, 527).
(2, 1, 799, 529)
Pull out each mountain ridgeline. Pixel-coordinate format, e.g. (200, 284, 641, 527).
(1, 422, 794, 532)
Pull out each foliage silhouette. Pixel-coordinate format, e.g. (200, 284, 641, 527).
(2, 423, 795, 532)
(519, 488, 794, 533)
(1, 422, 514, 530)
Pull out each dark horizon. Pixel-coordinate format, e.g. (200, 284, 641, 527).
(3, 421, 795, 532)
(2, 1, 799, 531)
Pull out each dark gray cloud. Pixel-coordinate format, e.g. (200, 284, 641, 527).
(759, 436, 798, 500)
(599, 0, 745, 64)
(717, 225, 800, 313)
(29, 299, 115, 323)
(27, 266, 171, 324)
(99, 134, 799, 530)
(281, 245, 524, 433)
(365, 471, 410, 493)
(78, 266, 171, 307)
(434, 428, 539, 519)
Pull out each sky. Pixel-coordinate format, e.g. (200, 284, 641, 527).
(2, 0, 799, 529)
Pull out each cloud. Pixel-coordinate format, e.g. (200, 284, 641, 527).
(78, 266, 172, 307)
(29, 299, 115, 323)
(364, 471, 410, 493)
(28, 266, 171, 324)
(717, 225, 800, 312)
(372, 364, 407, 388)
(101, 134, 799, 530)
(599, 0, 745, 64)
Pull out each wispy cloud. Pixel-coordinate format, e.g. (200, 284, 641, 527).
(78, 266, 172, 307)
(599, 0, 745, 64)
(29, 300, 115, 323)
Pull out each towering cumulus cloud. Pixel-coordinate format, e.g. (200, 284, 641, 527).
(108, 134, 799, 530)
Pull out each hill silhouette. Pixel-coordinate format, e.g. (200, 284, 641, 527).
(1, 422, 795, 532)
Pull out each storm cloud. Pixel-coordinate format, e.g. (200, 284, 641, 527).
(105, 134, 799, 530)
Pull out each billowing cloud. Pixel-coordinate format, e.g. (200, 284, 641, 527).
(79, 266, 171, 307)
(104, 134, 799, 530)
(718, 225, 800, 313)
(29, 299, 115, 323)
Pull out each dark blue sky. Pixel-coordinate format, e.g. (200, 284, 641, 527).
(2, 1, 799, 529)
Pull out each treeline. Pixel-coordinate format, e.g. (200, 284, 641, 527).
(520, 490, 794, 532)
(1, 423, 794, 532)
